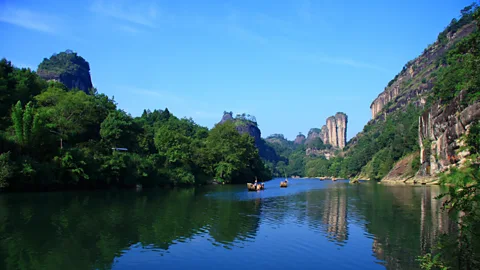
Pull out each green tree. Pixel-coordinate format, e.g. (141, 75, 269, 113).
(35, 86, 96, 149)
(204, 121, 269, 183)
(100, 109, 140, 150)
(10, 101, 40, 148)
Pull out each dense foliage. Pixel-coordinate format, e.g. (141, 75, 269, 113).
(431, 4, 480, 105)
(264, 136, 304, 177)
(0, 59, 270, 191)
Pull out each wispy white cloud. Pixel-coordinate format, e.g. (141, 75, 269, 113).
(0, 5, 58, 33)
(91, 0, 159, 28)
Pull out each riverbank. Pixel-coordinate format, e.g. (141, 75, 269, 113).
(380, 175, 440, 185)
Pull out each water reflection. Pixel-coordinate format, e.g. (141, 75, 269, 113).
(352, 183, 452, 269)
(0, 179, 452, 270)
(0, 188, 262, 270)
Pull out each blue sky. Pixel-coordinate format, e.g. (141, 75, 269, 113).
(0, 0, 473, 141)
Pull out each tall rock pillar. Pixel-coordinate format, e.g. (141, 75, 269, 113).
(327, 116, 338, 147)
(335, 113, 348, 149)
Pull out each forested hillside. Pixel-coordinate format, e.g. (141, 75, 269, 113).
(0, 57, 271, 191)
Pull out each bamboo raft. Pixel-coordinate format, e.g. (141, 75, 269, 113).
(247, 183, 264, 191)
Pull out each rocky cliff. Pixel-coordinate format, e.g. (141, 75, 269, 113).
(370, 22, 476, 120)
(37, 50, 94, 93)
(418, 90, 480, 177)
(319, 113, 348, 149)
(344, 6, 480, 183)
(335, 113, 348, 149)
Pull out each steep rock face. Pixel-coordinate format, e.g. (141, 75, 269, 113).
(320, 125, 329, 145)
(418, 91, 480, 176)
(37, 50, 93, 93)
(319, 113, 348, 149)
(326, 116, 337, 147)
(370, 22, 476, 120)
(294, 134, 306, 144)
(335, 113, 348, 149)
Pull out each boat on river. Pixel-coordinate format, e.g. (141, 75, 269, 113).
(280, 180, 288, 188)
(247, 183, 264, 191)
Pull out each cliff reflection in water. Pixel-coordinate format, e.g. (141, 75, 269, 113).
(258, 183, 349, 246)
(0, 180, 454, 270)
(354, 184, 452, 269)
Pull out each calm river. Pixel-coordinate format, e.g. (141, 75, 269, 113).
(0, 178, 452, 270)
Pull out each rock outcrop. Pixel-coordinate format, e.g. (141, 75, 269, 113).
(305, 128, 321, 145)
(294, 134, 306, 144)
(319, 113, 348, 149)
(369, 22, 476, 120)
(417, 90, 480, 177)
(37, 50, 94, 93)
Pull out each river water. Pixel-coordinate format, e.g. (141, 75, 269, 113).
(0, 178, 452, 270)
